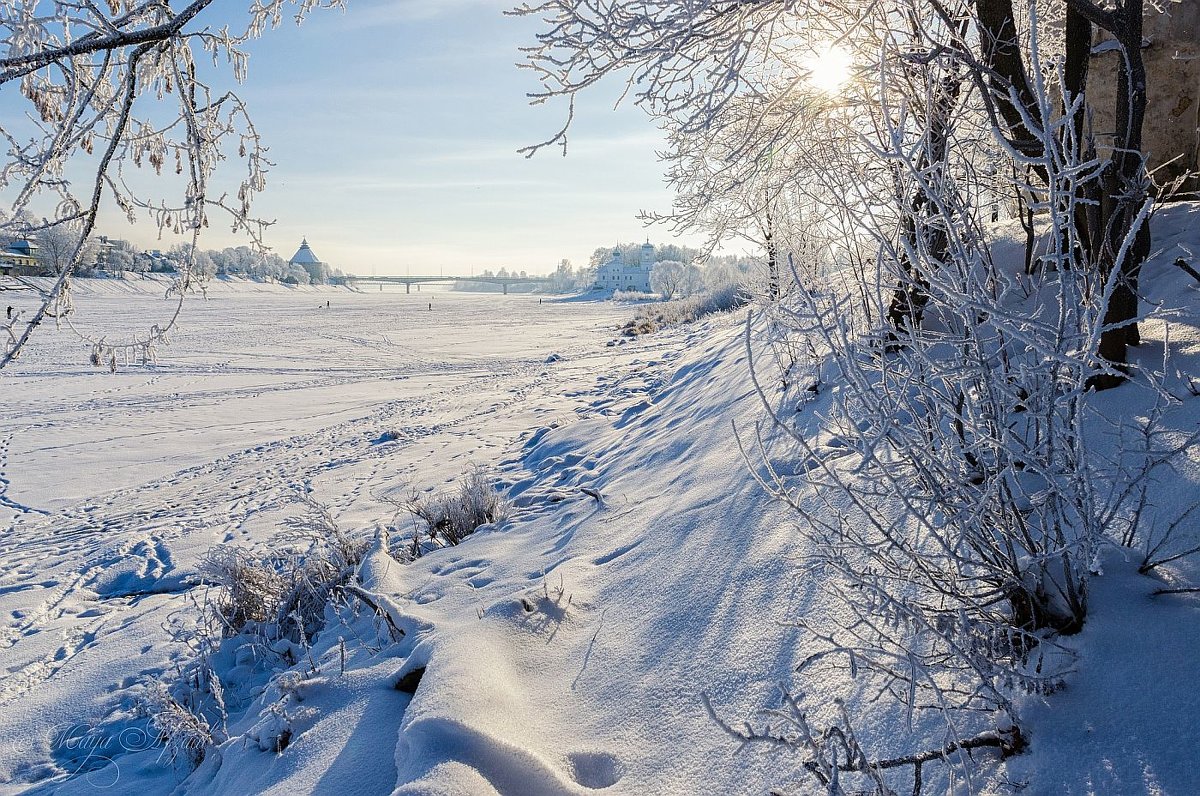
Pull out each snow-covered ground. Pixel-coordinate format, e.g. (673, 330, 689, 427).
(3, 206, 1200, 795)
(0, 289, 690, 793)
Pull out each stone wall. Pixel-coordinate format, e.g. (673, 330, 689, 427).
(1087, 0, 1200, 188)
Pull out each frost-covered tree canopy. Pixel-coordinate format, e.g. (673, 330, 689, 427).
(0, 0, 343, 367)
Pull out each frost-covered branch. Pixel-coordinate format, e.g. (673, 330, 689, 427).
(0, 0, 343, 367)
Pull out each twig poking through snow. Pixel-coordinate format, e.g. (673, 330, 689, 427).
(1172, 257, 1200, 287)
(344, 585, 406, 641)
(1152, 587, 1200, 597)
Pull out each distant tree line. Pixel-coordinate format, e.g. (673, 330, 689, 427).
(589, 242, 756, 271)
(453, 245, 758, 297)
(452, 266, 538, 293)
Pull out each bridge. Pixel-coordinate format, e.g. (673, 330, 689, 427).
(345, 274, 553, 295)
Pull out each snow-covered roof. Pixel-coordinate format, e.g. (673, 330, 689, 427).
(290, 238, 322, 265)
(5, 240, 37, 254)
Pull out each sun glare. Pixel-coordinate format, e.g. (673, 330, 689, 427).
(801, 44, 853, 95)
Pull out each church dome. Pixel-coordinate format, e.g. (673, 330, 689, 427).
(290, 238, 322, 266)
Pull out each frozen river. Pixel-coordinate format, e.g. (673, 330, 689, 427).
(1, 289, 635, 509)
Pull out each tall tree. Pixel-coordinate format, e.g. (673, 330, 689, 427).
(974, 0, 1152, 384)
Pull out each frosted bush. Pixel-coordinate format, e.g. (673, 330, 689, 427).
(612, 289, 656, 302)
(198, 547, 284, 633)
(622, 283, 748, 336)
(141, 683, 215, 771)
(151, 495, 371, 772)
(403, 465, 510, 554)
(198, 494, 368, 642)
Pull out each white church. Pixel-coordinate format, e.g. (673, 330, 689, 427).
(594, 241, 656, 293)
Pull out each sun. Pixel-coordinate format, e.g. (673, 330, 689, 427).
(801, 44, 854, 95)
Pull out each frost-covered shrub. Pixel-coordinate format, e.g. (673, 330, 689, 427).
(198, 494, 368, 643)
(735, 42, 1176, 791)
(151, 495, 373, 774)
(403, 465, 510, 554)
(746, 197, 1104, 779)
(198, 547, 284, 633)
(273, 496, 370, 643)
(611, 289, 656, 302)
(691, 283, 747, 315)
(621, 316, 659, 337)
(141, 683, 216, 771)
(622, 283, 748, 336)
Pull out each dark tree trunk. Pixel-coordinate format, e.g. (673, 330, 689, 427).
(976, 0, 1151, 387)
(887, 212, 932, 332)
(1064, 6, 1100, 263)
(764, 201, 780, 301)
(974, 0, 1043, 159)
(1088, 0, 1150, 387)
(887, 74, 961, 337)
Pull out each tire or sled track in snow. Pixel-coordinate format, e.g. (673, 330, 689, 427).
(0, 573, 83, 650)
(0, 611, 114, 708)
(63, 367, 403, 415)
(0, 531, 182, 704)
(1, 350, 536, 566)
(0, 520, 145, 650)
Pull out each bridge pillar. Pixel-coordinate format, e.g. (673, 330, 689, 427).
(406, 282, 411, 294)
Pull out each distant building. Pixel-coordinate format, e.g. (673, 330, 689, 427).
(91, 236, 116, 271)
(143, 249, 176, 273)
(595, 241, 656, 292)
(289, 238, 330, 284)
(0, 240, 40, 276)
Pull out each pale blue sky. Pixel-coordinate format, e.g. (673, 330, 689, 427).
(107, 0, 707, 275)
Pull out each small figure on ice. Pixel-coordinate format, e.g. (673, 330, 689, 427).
(428, 302, 432, 311)
(5, 306, 11, 320)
